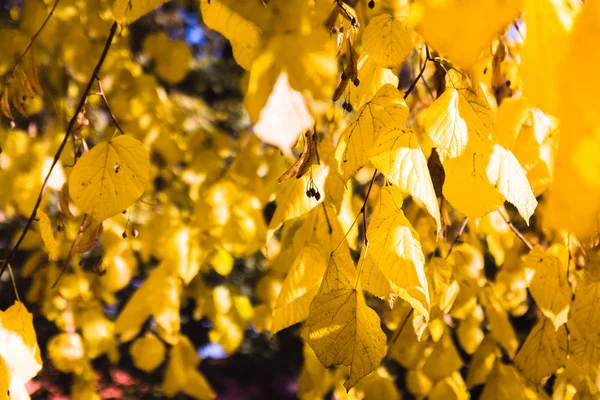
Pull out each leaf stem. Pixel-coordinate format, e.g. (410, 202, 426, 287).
(498, 209, 533, 250)
(445, 217, 469, 259)
(7, 263, 21, 302)
(321, 202, 333, 234)
(0, 22, 119, 279)
(404, 46, 430, 100)
(96, 77, 125, 136)
(52, 215, 88, 288)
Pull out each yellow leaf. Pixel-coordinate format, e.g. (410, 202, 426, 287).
(38, 210, 58, 261)
(369, 128, 441, 232)
(413, 0, 523, 69)
(245, 30, 337, 123)
(564, 322, 600, 393)
(68, 135, 149, 221)
(442, 149, 505, 218)
(514, 317, 567, 382)
(254, 72, 314, 157)
(406, 369, 433, 397)
(203, 179, 267, 257)
(363, 14, 413, 68)
(429, 371, 469, 400)
(113, 0, 169, 25)
(520, 0, 579, 115)
(114, 263, 181, 344)
(347, 55, 399, 110)
(421, 70, 494, 162)
(273, 205, 349, 333)
(545, 0, 600, 239)
(423, 334, 464, 381)
(143, 32, 192, 84)
(481, 286, 518, 357)
(427, 258, 460, 314)
(272, 244, 327, 334)
(298, 343, 336, 400)
(354, 367, 401, 400)
(306, 251, 387, 390)
(267, 164, 328, 242)
(466, 335, 499, 388)
(481, 361, 537, 400)
(486, 144, 537, 222)
(168, 227, 208, 285)
(420, 88, 470, 161)
(130, 333, 166, 373)
(362, 186, 430, 320)
(200, 0, 262, 69)
(570, 278, 600, 347)
(0, 301, 42, 398)
(47, 333, 85, 374)
(335, 84, 409, 181)
(162, 336, 216, 400)
(361, 251, 395, 307)
(523, 245, 571, 330)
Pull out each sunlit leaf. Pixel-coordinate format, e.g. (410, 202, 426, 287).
(68, 135, 150, 221)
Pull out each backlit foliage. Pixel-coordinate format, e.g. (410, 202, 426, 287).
(1, 0, 599, 398)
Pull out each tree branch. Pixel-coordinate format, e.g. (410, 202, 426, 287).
(498, 209, 533, 250)
(0, 21, 119, 279)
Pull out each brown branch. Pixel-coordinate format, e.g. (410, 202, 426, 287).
(96, 77, 125, 135)
(4, 0, 60, 81)
(361, 170, 378, 246)
(391, 308, 414, 344)
(445, 217, 469, 259)
(0, 22, 119, 279)
(498, 209, 533, 250)
(404, 46, 431, 100)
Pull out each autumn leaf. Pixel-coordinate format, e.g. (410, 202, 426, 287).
(162, 335, 216, 400)
(514, 317, 567, 382)
(413, 0, 523, 69)
(306, 251, 387, 390)
(199, 0, 263, 70)
(524, 245, 571, 330)
(130, 333, 166, 373)
(0, 301, 43, 399)
(335, 84, 409, 181)
(520, 0, 579, 115)
(38, 210, 58, 261)
(361, 186, 430, 320)
(113, 0, 170, 25)
(68, 135, 150, 221)
(254, 73, 314, 157)
(347, 55, 399, 110)
(363, 14, 413, 69)
(369, 128, 441, 231)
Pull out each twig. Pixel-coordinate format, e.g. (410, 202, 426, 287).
(361, 170, 378, 246)
(6, 263, 21, 302)
(52, 215, 87, 288)
(404, 46, 430, 100)
(331, 170, 379, 254)
(0, 22, 119, 278)
(498, 209, 533, 250)
(391, 308, 414, 344)
(4, 0, 60, 81)
(96, 77, 125, 135)
(321, 202, 332, 234)
(445, 217, 469, 259)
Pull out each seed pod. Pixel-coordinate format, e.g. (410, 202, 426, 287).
(1, 87, 13, 120)
(333, 77, 349, 102)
